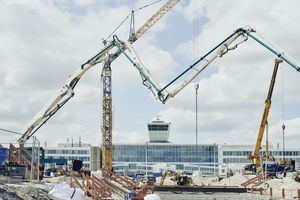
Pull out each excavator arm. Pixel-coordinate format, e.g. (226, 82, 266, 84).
(159, 170, 168, 185)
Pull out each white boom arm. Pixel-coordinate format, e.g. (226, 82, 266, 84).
(18, 1, 181, 144)
(17, 42, 117, 144)
(114, 27, 300, 104)
(18, 26, 300, 144)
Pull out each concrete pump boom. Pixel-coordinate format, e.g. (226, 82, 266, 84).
(114, 27, 300, 104)
(17, 1, 180, 175)
(18, 25, 300, 161)
(17, 42, 117, 144)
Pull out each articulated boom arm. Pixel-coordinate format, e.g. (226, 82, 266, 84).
(18, 26, 300, 145)
(18, 0, 180, 154)
(246, 59, 283, 165)
(115, 27, 300, 104)
(17, 42, 117, 144)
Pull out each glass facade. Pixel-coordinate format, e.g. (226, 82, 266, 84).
(112, 143, 218, 173)
(147, 124, 169, 131)
(113, 144, 218, 163)
(222, 149, 300, 164)
(43, 142, 300, 173)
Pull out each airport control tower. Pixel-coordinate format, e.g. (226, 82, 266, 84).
(147, 116, 171, 143)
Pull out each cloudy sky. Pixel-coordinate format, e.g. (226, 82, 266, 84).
(1, 0, 300, 151)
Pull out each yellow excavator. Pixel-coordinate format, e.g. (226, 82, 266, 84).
(160, 169, 193, 186)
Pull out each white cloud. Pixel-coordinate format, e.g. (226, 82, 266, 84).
(113, 131, 147, 144)
(0, 0, 300, 151)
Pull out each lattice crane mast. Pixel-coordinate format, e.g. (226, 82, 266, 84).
(101, 0, 180, 171)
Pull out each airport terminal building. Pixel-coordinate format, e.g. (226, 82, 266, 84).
(45, 119, 300, 174)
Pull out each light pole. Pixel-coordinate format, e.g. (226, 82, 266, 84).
(277, 143, 279, 157)
(213, 145, 215, 176)
(146, 142, 148, 176)
(194, 83, 199, 151)
(282, 124, 285, 161)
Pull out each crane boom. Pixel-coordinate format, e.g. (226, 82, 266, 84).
(130, 0, 180, 42)
(113, 27, 300, 104)
(245, 59, 282, 167)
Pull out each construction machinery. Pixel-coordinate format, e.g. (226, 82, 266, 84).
(259, 160, 295, 179)
(113, 27, 300, 104)
(16, 26, 300, 173)
(218, 164, 233, 181)
(244, 59, 295, 174)
(244, 59, 282, 172)
(160, 169, 193, 186)
(16, 0, 180, 172)
(16, 1, 180, 146)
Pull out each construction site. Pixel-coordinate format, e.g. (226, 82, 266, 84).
(1, 0, 300, 199)
(1, 153, 300, 200)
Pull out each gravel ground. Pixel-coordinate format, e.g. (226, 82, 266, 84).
(156, 171, 300, 189)
(0, 172, 299, 200)
(154, 192, 293, 200)
(0, 176, 92, 200)
(0, 183, 52, 200)
(155, 172, 300, 200)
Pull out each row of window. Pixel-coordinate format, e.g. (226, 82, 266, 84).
(114, 145, 218, 152)
(46, 149, 89, 155)
(113, 156, 218, 163)
(223, 157, 300, 164)
(114, 150, 217, 157)
(223, 158, 251, 164)
(113, 163, 216, 173)
(47, 156, 90, 162)
(223, 150, 300, 157)
(148, 124, 169, 131)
